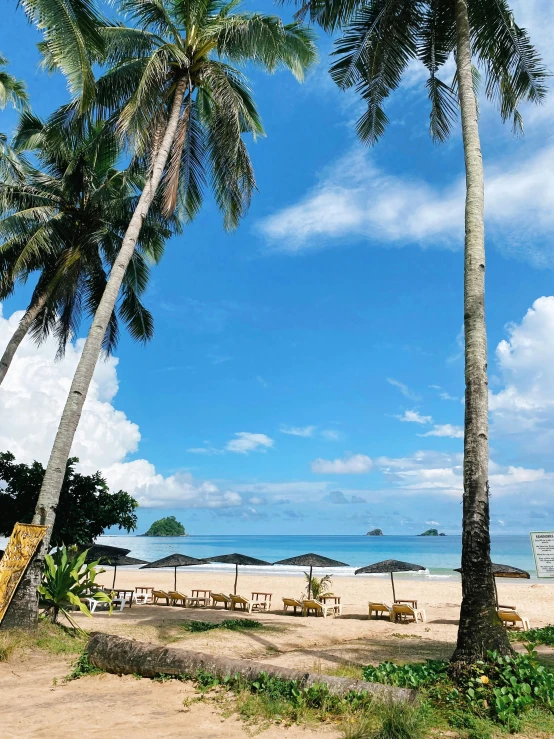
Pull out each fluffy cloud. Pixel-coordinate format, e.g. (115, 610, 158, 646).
(312, 454, 373, 474)
(280, 425, 316, 437)
(225, 432, 274, 454)
(256, 145, 554, 267)
(387, 377, 419, 400)
(490, 297, 554, 452)
(0, 306, 242, 509)
(396, 410, 433, 424)
(419, 424, 464, 439)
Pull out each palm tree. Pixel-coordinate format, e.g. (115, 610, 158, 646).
(300, 0, 546, 662)
(0, 111, 176, 386)
(1, 0, 317, 629)
(0, 53, 29, 182)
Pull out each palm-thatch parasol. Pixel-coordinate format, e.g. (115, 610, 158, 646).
(85, 549, 147, 588)
(355, 559, 426, 602)
(273, 553, 349, 599)
(140, 553, 207, 591)
(207, 553, 272, 594)
(454, 563, 530, 607)
(84, 544, 131, 561)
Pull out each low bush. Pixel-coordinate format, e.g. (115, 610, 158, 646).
(510, 625, 554, 647)
(181, 618, 263, 633)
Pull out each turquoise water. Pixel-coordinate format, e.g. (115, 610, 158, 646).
(90, 534, 537, 579)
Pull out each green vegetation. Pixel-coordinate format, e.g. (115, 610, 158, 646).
(39, 546, 111, 628)
(305, 573, 332, 600)
(181, 618, 263, 633)
(366, 529, 383, 536)
(143, 516, 186, 537)
(510, 625, 554, 647)
(65, 652, 104, 681)
(363, 647, 554, 734)
(419, 529, 439, 536)
(0, 452, 138, 547)
(0, 621, 86, 662)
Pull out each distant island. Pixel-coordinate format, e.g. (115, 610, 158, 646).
(418, 528, 446, 537)
(140, 516, 187, 537)
(366, 528, 384, 536)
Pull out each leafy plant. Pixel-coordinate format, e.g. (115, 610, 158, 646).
(305, 573, 332, 599)
(363, 660, 448, 689)
(65, 652, 103, 681)
(181, 619, 263, 633)
(510, 625, 554, 647)
(38, 546, 112, 629)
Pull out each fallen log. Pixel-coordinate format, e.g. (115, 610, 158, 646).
(87, 632, 415, 703)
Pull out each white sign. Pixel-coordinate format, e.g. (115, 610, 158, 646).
(530, 531, 554, 578)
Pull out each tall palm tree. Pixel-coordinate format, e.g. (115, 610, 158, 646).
(299, 0, 546, 662)
(1, 0, 317, 629)
(0, 112, 176, 386)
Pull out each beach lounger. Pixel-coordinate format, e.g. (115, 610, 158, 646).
(169, 591, 188, 606)
(392, 603, 426, 623)
(302, 599, 336, 618)
(368, 602, 394, 621)
(134, 587, 154, 604)
(498, 609, 530, 631)
(230, 594, 253, 613)
(152, 589, 171, 605)
(282, 598, 304, 615)
(211, 593, 232, 609)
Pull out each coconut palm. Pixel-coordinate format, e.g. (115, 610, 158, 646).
(0, 111, 176, 386)
(0, 53, 29, 182)
(299, 0, 546, 662)
(1, 0, 317, 628)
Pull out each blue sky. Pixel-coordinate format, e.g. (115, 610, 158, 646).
(1, 1, 554, 536)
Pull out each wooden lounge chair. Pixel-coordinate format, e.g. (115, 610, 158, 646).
(368, 602, 394, 621)
(169, 591, 188, 606)
(152, 589, 171, 605)
(282, 597, 303, 615)
(392, 603, 426, 623)
(302, 599, 336, 618)
(134, 587, 154, 604)
(230, 594, 253, 613)
(498, 609, 530, 631)
(211, 593, 232, 609)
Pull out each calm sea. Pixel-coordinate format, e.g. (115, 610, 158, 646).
(0, 534, 539, 580)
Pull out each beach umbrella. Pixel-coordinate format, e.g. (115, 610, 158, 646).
(83, 544, 131, 561)
(273, 553, 349, 599)
(355, 559, 426, 603)
(207, 553, 272, 595)
(454, 563, 530, 607)
(86, 551, 147, 589)
(140, 553, 207, 591)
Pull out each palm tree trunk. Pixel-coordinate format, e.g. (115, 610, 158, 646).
(0, 292, 48, 385)
(0, 76, 189, 631)
(451, 0, 511, 663)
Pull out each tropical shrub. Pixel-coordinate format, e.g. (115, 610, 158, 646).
(305, 573, 332, 599)
(39, 546, 111, 628)
(510, 625, 554, 647)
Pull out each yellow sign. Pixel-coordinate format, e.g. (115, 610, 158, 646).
(0, 523, 47, 624)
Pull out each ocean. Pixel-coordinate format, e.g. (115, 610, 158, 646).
(0, 533, 540, 579)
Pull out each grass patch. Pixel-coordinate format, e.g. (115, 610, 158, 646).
(181, 618, 264, 633)
(0, 621, 87, 662)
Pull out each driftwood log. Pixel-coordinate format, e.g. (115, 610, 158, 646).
(87, 632, 415, 703)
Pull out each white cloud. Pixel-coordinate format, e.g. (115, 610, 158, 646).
(419, 424, 464, 439)
(321, 429, 341, 440)
(395, 410, 433, 424)
(256, 144, 554, 267)
(0, 305, 242, 509)
(280, 425, 316, 438)
(311, 453, 373, 474)
(225, 432, 274, 454)
(387, 377, 419, 400)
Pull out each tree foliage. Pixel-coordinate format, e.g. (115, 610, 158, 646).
(0, 451, 138, 547)
(143, 516, 186, 537)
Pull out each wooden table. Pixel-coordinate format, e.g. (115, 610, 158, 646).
(251, 592, 272, 610)
(394, 598, 418, 609)
(188, 589, 211, 607)
(319, 594, 342, 614)
(111, 589, 134, 609)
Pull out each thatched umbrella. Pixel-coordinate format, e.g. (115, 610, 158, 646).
(84, 544, 131, 561)
(273, 553, 349, 599)
(207, 553, 272, 595)
(355, 559, 426, 603)
(140, 553, 207, 591)
(454, 563, 530, 607)
(87, 551, 147, 589)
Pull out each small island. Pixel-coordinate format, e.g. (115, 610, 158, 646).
(418, 528, 446, 537)
(141, 516, 187, 537)
(366, 528, 384, 536)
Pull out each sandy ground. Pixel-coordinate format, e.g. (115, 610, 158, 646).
(2, 573, 553, 738)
